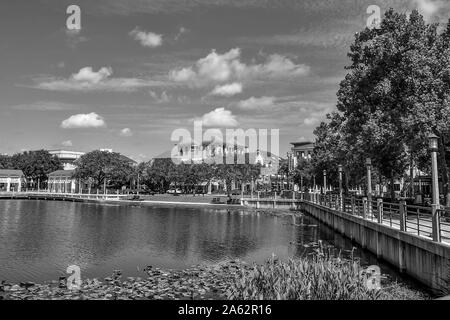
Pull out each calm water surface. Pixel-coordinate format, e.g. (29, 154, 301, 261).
(0, 200, 426, 292)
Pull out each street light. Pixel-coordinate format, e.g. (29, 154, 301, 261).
(323, 170, 327, 194)
(428, 133, 441, 242)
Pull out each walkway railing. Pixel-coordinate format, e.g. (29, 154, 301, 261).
(0, 191, 130, 200)
(302, 193, 450, 244)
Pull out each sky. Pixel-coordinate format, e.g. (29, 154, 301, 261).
(0, 0, 449, 162)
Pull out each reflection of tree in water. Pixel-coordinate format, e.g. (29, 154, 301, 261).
(197, 210, 291, 262)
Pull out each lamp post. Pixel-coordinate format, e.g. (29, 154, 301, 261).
(323, 170, 327, 194)
(428, 134, 441, 242)
(338, 165, 343, 211)
(300, 175, 303, 200)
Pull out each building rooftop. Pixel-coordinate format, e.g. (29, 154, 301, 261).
(0, 169, 24, 177)
(290, 141, 314, 147)
(48, 170, 75, 178)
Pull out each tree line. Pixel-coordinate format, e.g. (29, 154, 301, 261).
(0, 149, 264, 194)
(0, 150, 62, 186)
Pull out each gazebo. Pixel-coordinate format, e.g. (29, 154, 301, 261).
(48, 170, 77, 193)
(0, 169, 24, 192)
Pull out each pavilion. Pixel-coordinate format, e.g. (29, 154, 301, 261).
(0, 169, 24, 192)
(47, 170, 78, 193)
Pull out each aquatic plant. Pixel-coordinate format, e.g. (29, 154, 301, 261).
(226, 245, 427, 300)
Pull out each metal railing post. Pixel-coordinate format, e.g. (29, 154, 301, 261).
(377, 198, 383, 224)
(351, 196, 355, 215)
(432, 205, 441, 242)
(362, 197, 367, 219)
(399, 201, 407, 232)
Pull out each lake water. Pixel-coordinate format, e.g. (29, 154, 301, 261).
(0, 200, 426, 292)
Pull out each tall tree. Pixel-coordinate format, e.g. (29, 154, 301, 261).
(11, 150, 62, 185)
(327, 8, 450, 201)
(73, 150, 134, 190)
(0, 155, 12, 169)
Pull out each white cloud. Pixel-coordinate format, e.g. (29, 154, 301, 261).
(61, 112, 106, 129)
(73, 66, 112, 83)
(61, 140, 73, 147)
(150, 90, 171, 103)
(210, 82, 243, 97)
(169, 48, 310, 87)
(174, 26, 188, 40)
(119, 128, 133, 137)
(10, 101, 80, 111)
(199, 107, 238, 127)
(237, 96, 275, 110)
(130, 28, 162, 47)
(414, 0, 439, 17)
(303, 117, 321, 126)
(31, 66, 164, 92)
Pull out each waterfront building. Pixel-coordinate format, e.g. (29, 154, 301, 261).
(47, 170, 78, 193)
(0, 169, 24, 192)
(47, 149, 136, 193)
(288, 141, 314, 170)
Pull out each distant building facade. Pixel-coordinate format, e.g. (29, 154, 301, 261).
(153, 140, 282, 193)
(48, 150, 85, 170)
(154, 140, 280, 168)
(287, 141, 314, 172)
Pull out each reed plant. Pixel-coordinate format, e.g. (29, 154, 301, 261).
(227, 244, 427, 300)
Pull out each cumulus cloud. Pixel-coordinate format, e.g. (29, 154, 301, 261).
(129, 28, 163, 47)
(210, 82, 243, 97)
(61, 112, 106, 129)
(236, 96, 275, 110)
(31, 66, 164, 92)
(119, 128, 133, 137)
(198, 107, 238, 127)
(169, 48, 310, 87)
(61, 140, 73, 147)
(73, 66, 112, 83)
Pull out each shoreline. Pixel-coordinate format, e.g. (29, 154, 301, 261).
(0, 193, 248, 209)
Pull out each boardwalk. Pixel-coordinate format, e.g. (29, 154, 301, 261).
(243, 193, 450, 245)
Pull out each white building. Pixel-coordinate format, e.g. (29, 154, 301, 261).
(48, 150, 85, 170)
(0, 170, 24, 192)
